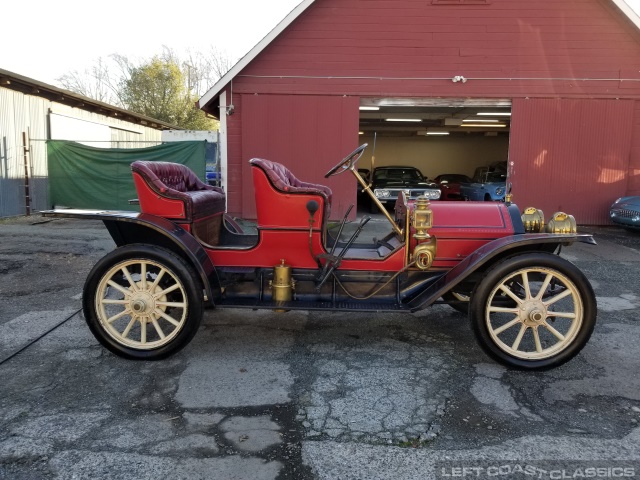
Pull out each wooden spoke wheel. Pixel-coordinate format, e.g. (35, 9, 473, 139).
(83, 245, 203, 360)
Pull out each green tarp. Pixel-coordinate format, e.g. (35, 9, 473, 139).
(47, 140, 206, 211)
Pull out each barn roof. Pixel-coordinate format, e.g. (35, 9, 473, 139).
(197, 0, 640, 116)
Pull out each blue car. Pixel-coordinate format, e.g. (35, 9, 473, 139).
(459, 164, 507, 202)
(610, 196, 640, 231)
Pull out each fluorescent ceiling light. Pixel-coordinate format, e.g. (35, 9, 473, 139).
(477, 112, 511, 116)
(359, 106, 380, 111)
(358, 131, 364, 135)
(386, 118, 422, 122)
(463, 118, 500, 123)
(426, 131, 449, 135)
(462, 124, 507, 127)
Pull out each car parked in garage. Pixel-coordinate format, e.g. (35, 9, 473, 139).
(371, 166, 440, 211)
(609, 196, 640, 231)
(460, 162, 508, 201)
(434, 174, 472, 201)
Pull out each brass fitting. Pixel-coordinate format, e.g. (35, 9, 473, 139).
(521, 207, 545, 233)
(412, 196, 433, 241)
(546, 212, 577, 234)
(270, 259, 295, 311)
(412, 238, 437, 270)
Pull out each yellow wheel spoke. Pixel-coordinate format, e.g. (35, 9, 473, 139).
(150, 268, 166, 291)
(493, 317, 522, 335)
(155, 283, 181, 297)
(512, 324, 528, 351)
(521, 272, 531, 300)
(141, 318, 147, 344)
(140, 262, 147, 291)
(121, 266, 137, 291)
(535, 274, 553, 301)
(499, 285, 524, 306)
(156, 301, 186, 309)
(488, 306, 519, 314)
(151, 319, 166, 339)
(121, 317, 136, 339)
(107, 280, 131, 297)
(106, 308, 130, 324)
(102, 299, 129, 305)
(155, 309, 181, 327)
(543, 323, 566, 341)
(533, 327, 543, 353)
(544, 289, 572, 307)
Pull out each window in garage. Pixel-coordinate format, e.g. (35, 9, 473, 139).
(357, 98, 512, 208)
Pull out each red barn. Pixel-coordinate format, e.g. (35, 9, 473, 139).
(198, 0, 640, 225)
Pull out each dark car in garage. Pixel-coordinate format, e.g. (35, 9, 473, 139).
(370, 166, 440, 211)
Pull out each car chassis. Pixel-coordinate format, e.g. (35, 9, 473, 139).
(44, 144, 597, 369)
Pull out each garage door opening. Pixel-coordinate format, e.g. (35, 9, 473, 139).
(357, 98, 512, 213)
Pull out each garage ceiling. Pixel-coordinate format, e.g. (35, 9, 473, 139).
(359, 98, 511, 137)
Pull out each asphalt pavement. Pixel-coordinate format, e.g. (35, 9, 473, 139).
(1, 215, 639, 479)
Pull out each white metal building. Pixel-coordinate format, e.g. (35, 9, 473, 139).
(0, 68, 178, 218)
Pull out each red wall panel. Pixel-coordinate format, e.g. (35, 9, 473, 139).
(239, 94, 360, 219)
(231, 0, 640, 99)
(216, 0, 640, 223)
(509, 98, 634, 225)
(629, 101, 640, 196)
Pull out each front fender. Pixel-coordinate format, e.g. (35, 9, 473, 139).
(42, 209, 220, 306)
(405, 233, 596, 312)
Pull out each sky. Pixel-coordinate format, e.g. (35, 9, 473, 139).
(2, 0, 640, 90)
(1, 0, 302, 85)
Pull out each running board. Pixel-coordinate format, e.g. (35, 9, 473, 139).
(215, 298, 411, 312)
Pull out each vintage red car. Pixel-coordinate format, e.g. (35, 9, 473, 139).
(44, 144, 597, 370)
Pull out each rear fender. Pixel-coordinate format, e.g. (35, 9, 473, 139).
(42, 209, 220, 306)
(405, 233, 596, 312)
(103, 214, 221, 306)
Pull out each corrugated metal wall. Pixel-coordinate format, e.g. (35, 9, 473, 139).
(0, 88, 163, 217)
(239, 94, 360, 219)
(509, 98, 634, 225)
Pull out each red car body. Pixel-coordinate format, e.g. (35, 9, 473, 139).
(44, 145, 597, 370)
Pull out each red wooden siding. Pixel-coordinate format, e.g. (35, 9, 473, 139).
(232, 0, 640, 99)
(215, 0, 640, 224)
(629, 101, 640, 196)
(509, 98, 634, 225)
(239, 94, 360, 219)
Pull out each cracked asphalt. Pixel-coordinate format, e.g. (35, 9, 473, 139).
(1, 215, 639, 479)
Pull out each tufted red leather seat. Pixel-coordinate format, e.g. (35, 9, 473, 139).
(131, 161, 225, 222)
(249, 158, 332, 229)
(250, 159, 332, 203)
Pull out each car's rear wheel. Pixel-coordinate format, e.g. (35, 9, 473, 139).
(470, 253, 596, 370)
(83, 245, 203, 360)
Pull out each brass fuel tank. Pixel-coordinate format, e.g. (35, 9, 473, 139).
(270, 259, 295, 311)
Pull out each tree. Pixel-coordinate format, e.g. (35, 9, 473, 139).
(120, 56, 216, 130)
(57, 47, 233, 130)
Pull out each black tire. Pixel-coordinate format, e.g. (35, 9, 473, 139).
(83, 245, 204, 360)
(470, 252, 596, 370)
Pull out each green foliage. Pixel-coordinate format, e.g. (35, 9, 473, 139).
(58, 47, 232, 131)
(121, 57, 217, 130)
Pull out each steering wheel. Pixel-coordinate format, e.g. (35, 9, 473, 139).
(324, 144, 368, 178)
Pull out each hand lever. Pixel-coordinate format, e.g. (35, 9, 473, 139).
(316, 215, 371, 291)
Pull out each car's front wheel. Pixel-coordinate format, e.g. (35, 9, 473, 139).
(83, 245, 203, 360)
(470, 253, 596, 370)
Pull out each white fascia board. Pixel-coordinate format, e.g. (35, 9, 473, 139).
(197, 0, 316, 110)
(612, 0, 640, 30)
